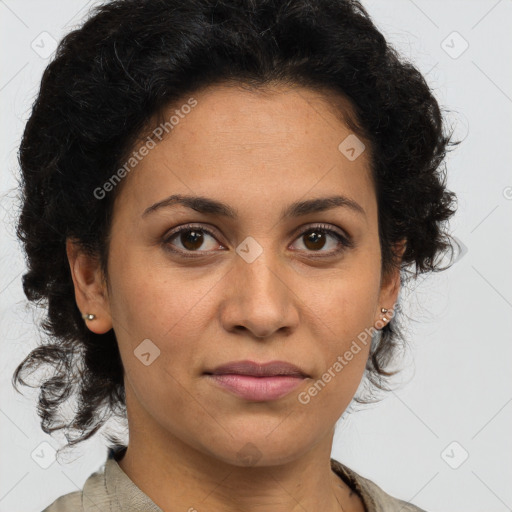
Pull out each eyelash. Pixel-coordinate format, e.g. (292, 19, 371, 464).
(162, 223, 354, 259)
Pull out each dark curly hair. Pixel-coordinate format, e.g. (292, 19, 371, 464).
(12, 0, 458, 455)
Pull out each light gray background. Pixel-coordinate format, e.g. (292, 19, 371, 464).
(1, 1, 511, 511)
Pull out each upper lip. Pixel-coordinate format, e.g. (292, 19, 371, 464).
(205, 360, 309, 378)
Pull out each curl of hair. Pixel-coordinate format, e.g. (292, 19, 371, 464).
(12, 0, 458, 453)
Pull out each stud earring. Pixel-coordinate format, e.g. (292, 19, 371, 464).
(82, 313, 96, 321)
(381, 307, 389, 322)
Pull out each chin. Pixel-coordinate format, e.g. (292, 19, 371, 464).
(198, 425, 318, 469)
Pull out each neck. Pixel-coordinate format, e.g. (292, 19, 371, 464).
(117, 425, 365, 512)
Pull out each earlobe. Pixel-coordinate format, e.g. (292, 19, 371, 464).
(375, 239, 406, 329)
(374, 306, 392, 331)
(66, 238, 113, 334)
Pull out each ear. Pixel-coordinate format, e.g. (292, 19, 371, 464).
(375, 239, 407, 327)
(66, 238, 113, 334)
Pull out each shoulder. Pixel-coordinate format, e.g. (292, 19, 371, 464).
(355, 475, 427, 512)
(331, 458, 427, 512)
(41, 445, 162, 512)
(40, 462, 109, 512)
(41, 490, 82, 512)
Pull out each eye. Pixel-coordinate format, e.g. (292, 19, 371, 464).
(163, 224, 224, 257)
(163, 223, 353, 258)
(290, 224, 353, 256)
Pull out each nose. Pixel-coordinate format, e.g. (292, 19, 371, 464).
(218, 247, 299, 340)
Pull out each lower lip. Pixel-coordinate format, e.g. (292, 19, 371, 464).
(207, 374, 305, 401)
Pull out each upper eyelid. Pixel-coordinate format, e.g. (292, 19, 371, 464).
(165, 223, 219, 240)
(164, 222, 349, 246)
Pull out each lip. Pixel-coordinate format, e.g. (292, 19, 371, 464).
(204, 360, 309, 401)
(207, 360, 309, 378)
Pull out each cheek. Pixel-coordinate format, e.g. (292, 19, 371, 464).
(108, 257, 213, 349)
(298, 296, 372, 416)
(301, 268, 378, 387)
(303, 266, 380, 338)
(113, 272, 207, 421)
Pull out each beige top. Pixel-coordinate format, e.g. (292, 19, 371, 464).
(41, 447, 426, 512)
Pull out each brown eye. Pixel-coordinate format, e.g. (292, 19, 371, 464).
(178, 229, 205, 251)
(303, 230, 328, 251)
(164, 225, 223, 256)
(163, 223, 353, 259)
(291, 225, 353, 256)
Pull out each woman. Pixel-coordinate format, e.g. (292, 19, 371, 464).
(13, 0, 458, 510)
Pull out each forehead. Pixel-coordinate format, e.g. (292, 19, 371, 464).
(112, 83, 375, 222)
(162, 82, 363, 146)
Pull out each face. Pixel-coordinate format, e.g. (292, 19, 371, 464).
(68, 83, 402, 467)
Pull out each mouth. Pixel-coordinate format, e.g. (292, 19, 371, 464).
(203, 360, 310, 401)
(205, 360, 309, 378)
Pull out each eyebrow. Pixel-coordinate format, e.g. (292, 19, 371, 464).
(142, 194, 366, 220)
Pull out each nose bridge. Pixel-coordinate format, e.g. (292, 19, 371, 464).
(241, 247, 285, 302)
(219, 237, 298, 337)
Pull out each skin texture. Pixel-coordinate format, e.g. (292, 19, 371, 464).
(66, 83, 405, 512)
